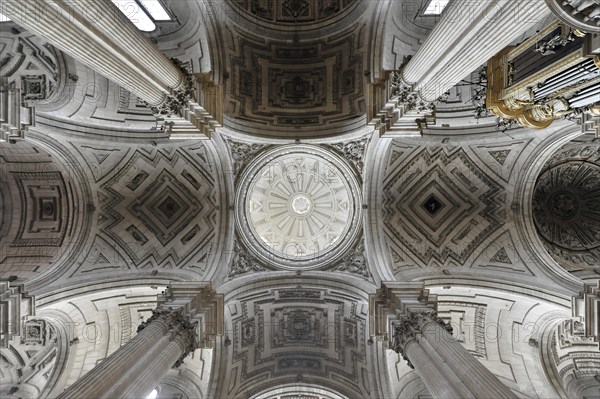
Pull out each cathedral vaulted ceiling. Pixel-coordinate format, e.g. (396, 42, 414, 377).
(21, 136, 230, 285)
(235, 144, 362, 270)
(533, 135, 600, 279)
(382, 145, 506, 267)
(216, 278, 371, 398)
(218, 0, 371, 137)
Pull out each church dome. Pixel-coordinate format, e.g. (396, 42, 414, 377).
(532, 140, 600, 275)
(235, 144, 362, 270)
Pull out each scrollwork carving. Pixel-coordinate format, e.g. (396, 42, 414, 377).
(146, 58, 195, 117)
(329, 137, 368, 172)
(228, 241, 267, 278)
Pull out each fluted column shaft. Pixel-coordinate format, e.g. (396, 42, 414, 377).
(402, 0, 551, 102)
(3, 0, 184, 106)
(56, 310, 195, 399)
(394, 312, 518, 399)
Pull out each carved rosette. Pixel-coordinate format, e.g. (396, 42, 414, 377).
(533, 147, 600, 273)
(392, 311, 453, 368)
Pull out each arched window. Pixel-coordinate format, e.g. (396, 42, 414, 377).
(146, 388, 158, 399)
(110, 0, 172, 32)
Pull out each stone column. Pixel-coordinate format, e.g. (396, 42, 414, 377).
(401, 0, 551, 102)
(393, 312, 518, 399)
(2, 0, 171, 106)
(370, 282, 518, 399)
(56, 282, 223, 399)
(56, 309, 195, 399)
(2, 0, 219, 138)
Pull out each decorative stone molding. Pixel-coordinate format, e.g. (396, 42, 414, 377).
(157, 282, 224, 349)
(228, 240, 267, 278)
(328, 137, 369, 173)
(0, 282, 34, 348)
(225, 139, 271, 178)
(370, 71, 436, 137)
(331, 239, 372, 280)
(368, 282, 437, 344)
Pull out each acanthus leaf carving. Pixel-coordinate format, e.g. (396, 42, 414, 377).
(227, 241, 267, 278)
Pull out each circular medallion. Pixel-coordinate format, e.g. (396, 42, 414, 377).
(235, 145, 362, 270)
(533, 161, 600, 252)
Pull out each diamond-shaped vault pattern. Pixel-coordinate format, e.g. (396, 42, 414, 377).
(98, 148, 216, 267)
(382, 146, 506, 266)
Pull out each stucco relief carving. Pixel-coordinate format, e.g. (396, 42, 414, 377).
(228, 0, 359, 24)
(226, 286, 370, 397)
(533, 139, 600, 273)
(382, 146, 506, 267)
(225, 23, 365, 135)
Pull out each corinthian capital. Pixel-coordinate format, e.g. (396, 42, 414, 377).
(392, 310, 454, 368)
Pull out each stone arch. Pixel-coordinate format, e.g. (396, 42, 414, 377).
(0, 135, 91, 285)
(513, 119, 594, 291)
(210, 273, 377, 399)
(250, 383, 349, 399)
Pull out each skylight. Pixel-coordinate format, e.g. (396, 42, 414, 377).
(110, 0, 172, 31)
(0, 13, 11, 22)
(146, 389, 158, 399)
(423, 0, 450, 15)
(139, 0, 171, 21)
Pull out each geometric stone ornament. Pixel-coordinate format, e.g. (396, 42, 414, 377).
(382, 146, 506, 266)
(532, 140, 600, 275)
(97, 147, 217, 269)
(71, 145, 131, 182)
(227, 285, 370, 397)
(489, 247, 511, 264)
(471, 230, 534, 275)
(469, 139, 532, 183)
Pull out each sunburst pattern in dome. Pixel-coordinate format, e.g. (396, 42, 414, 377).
(236, 145, 362, 269)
